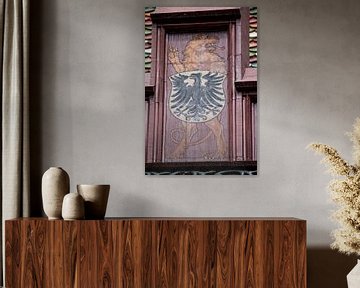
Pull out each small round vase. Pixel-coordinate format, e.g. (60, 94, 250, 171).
(42, 167, 70, 219)
(62, 192, 85, 220)
(77, 184, 110, 219)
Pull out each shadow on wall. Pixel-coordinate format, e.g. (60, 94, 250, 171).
(308, 248, 357, 288)
(109, 192, 182, 217)
(29, 0, 46, 216)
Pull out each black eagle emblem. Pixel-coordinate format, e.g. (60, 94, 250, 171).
(169, 71, 226, 122)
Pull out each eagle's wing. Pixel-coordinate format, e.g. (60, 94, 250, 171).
(169, 74, 192, 109)
(201, 72, 226, 109)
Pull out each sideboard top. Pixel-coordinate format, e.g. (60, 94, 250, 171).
(6, 217, 306, 222)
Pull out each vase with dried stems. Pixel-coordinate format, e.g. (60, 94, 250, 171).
(308, 118, 360, 287)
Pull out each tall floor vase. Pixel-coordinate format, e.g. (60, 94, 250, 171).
(347, 260, 360, 288)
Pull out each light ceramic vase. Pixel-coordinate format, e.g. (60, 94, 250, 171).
(77, 184, 110, 219)
(42, 167, 70, 219)
(62, 192, 85, 220)
(347, 259, 360, 288)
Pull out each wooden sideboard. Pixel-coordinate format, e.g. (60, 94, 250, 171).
(5, 218, 306, 287)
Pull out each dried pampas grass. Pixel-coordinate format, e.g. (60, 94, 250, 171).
(308, 118, 360, 256)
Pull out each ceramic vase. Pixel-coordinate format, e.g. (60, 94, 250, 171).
(77, 184, 110, 219)
(42, 167, 70, 219)
(62, 192, 85, 220)
(347, 259, 360, 288)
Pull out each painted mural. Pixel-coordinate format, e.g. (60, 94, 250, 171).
(145, 7, 258, 175)
(165, 33, 229, 162)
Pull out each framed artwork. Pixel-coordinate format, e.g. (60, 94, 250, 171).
(145, 7, 257, 175)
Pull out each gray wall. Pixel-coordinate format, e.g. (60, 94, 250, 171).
(30, 0, 360, 286)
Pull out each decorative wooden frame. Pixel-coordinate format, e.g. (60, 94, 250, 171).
(145, 7, 257, 173)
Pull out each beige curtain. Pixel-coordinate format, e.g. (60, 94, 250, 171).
(0, 0, 30, 284)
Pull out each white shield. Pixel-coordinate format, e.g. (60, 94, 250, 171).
(169, 70, 226, 123)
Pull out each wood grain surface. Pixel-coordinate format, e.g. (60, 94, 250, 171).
(6, 218, 306, 287)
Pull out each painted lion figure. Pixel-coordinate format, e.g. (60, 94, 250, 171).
(168, 34, 227, 160)
(168, 34, 226, 74)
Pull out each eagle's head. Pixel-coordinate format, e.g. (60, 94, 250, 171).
(189, 73, 202, 80)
